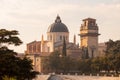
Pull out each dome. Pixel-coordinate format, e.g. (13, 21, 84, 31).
(47, 15, 69, 32)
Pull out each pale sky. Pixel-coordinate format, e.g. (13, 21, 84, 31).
(0, 0, 120, 53)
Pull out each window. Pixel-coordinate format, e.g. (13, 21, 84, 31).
(60, 36, 62, 40)
(63, 36, 65, 40)
(84, 21, 86, 26)
(29, 45, 32, 52)
(50, 35, 52, 40)
(66, 36, 67, 41)
(33, 45, 36, 52)
(37, 44, 40, 52)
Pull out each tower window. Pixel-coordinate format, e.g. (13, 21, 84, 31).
(60, 36, 62, 40)
(63, 36, 65, 40)
(66, 36, 67, 41)
(84, 21, 86, 26)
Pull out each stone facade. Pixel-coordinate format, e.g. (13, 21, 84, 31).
(25, 16, 106, 73)
(47, 32, 69, 43)
(25, 15, 81, 73)
(98, 43, 106, 57)
(79, 18, 100, 58)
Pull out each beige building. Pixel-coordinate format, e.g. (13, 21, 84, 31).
(98, 43, 106, 57)
(26, 54, 50, 73)
(25, 15, 82, 73)
(25, 16, 106, 73)
(79, 18, 100, 58)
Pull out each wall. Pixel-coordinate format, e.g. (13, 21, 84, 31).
(35, 74, 120, 80)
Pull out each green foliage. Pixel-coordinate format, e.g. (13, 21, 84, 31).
(0, 29, 38, 80)
(2, 75, 16, 80)
(62, 37, 67, 56)
(77, 59, 92, 73)
(48, 51, 74, 73)
(105, 39, 120, 54)
(16, 57, 38, 80)
(49, 51, 61, 71)
(81, 47, 89, 59)
(104, 39, 120, 73)
(0, 52, 20, 78)
(91, 57, 102, 72)
(0, 29, 22, 46)
(59, 56, 74, 73)
(46, 39, 120, 74)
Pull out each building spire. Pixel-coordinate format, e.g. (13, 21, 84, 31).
(73, 34, 76, 44)
(41, 34, 44, 44)
(62, 37, 67, 57)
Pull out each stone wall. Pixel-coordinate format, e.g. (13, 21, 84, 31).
(35, 74, 120, 80)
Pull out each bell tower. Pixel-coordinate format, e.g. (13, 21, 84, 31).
(79, 18, 100, 58)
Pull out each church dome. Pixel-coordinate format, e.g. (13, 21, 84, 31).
(47, 15, 69, 32)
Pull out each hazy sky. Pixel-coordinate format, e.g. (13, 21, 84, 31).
(0, 0, 120, 53)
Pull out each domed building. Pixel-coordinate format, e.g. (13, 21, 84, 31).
(26, 15, 80, 54)
(25, 15, 82, 73)
(24, 15, 107, 74)
(24, 15, 106, 73)
(47, 15, 69, 43)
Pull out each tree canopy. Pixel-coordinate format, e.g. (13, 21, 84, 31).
(0, 29, 38, 80)
(45, 39, 120, 75)
(0, 29, 22, 46)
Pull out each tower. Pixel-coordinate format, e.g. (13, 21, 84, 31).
(41, 34, 45, 52)
(79, 18, 100, 58)
(73, 34, 76, 45)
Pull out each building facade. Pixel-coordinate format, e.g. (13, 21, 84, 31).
(79, 18, 100, 58)
(25, 15, 81, 73)
(25, 16, 106, 73)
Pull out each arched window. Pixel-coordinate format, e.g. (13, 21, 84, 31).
(60, 36, 62, 40)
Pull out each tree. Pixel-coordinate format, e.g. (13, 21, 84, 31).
(91, 57, 103, 73)
(0, 29, 22, 46)
(62, 37, 67, 57)
(0, 52, 20, 79)
(16, 57, 38, 80)
(48, 51, 61, 73)
(105, 39, 120, 55)
(104, 39, 120, 73)
(48, 50, 75, 73)
(59, 56, 74, 73)
(81, 47, 89, 59)
(113, 53, 120, 73)
(77, 59, 92, 73)
(0, 29, 38, 80)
